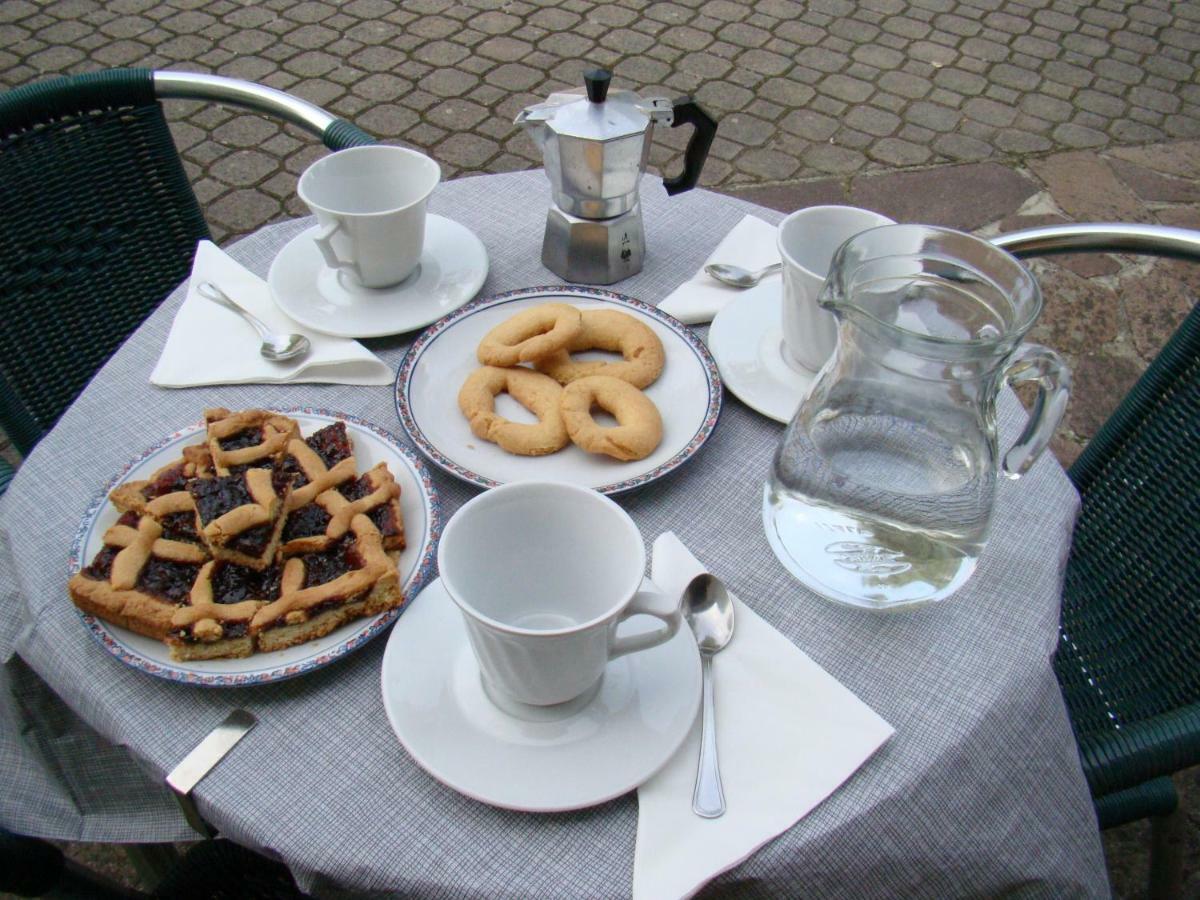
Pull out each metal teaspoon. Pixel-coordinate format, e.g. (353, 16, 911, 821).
(683, 572, 736, 818)
(704, 261, 783, 288)
(197, 281, 311, 362)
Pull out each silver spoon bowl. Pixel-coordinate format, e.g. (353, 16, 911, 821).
(704, 261, 782, 288)
(683, 572, 736, 818)
(197, 281, 311, 362)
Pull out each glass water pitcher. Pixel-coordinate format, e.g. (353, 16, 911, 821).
(763, 225, 1071, 610)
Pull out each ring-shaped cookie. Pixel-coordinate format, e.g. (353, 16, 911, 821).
(458, 366, 570, 456)
(534, 309, 665, 389)
(560, 375, 663, 462)
(476, 303, 584, 367)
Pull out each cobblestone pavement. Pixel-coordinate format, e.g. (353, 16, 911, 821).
(0, 0, 1197, 243)
(2, 1, 1199, 897)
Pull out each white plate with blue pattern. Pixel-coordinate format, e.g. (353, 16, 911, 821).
(68, 409, 440, 687)
(394, 286, 723, 495)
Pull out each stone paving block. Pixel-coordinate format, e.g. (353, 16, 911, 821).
(849, 162, 1039, 231)
(1028, 152, 1158, 224)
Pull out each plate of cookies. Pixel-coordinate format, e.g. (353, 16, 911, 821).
(66, 407, 440, 686)
(394, 286, 723, 494)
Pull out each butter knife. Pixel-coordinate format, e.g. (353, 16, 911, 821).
(166, 709, 257, 837)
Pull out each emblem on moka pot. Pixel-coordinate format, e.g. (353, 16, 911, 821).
(516, 69, 718, 285)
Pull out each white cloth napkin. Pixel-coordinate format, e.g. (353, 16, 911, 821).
(150, 241, 393, 387)
(635, 533, 894, 900)
(657, 215, 781, 325)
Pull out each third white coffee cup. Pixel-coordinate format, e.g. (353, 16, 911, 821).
(778, 205, 896, 372)
(437, 481, 683, 709)
(298, 144, 441, 289)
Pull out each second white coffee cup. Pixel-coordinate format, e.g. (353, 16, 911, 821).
(778, 205, 896, 372)
(437, 481, 683, 709)
(298, 144, 441, 289)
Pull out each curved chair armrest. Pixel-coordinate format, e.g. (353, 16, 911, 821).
(152, 70, 375, 150)
(993, 222, 1200, 262)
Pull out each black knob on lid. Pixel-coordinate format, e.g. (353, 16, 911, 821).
(584, 69, 611, 103)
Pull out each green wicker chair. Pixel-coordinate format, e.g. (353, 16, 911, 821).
(998, 224, 1200, 897)
(0, 67, 375, 459)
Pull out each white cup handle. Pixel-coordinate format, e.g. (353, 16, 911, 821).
(312, 220, 364, 283)
(609, 582, 682, 660)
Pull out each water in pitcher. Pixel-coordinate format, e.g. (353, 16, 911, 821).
(764, 394, 995, 609)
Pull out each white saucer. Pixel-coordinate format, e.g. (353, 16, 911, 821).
(707, 283, 819, 424)
(268, 215, 488, 338)
(380, 578, 701, 812)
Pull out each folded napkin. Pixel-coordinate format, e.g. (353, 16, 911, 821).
(658, 215, 781, 325)
(150, 241, 393, 387)
(635, 533, 894, 900)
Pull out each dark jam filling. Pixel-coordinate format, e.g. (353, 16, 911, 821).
(308, 422, 353, 469)
(211, 561, 281, 604)
(228, 460, 275, 478)
(227, 523, 273, 558)
(337, 476, 400, 538)
(274, 455, 308, 493)
(189, 476, 253, 525)
(135, 558, 202, 603)
(218, 429, 264, 453)
(159, 511, 201, 544)
(82, 545, 119, 581)
(283, 503, 332, 542)
(116, 510, 141, 528)
(301, 534, 363, 589)
(145, 463, 189, 500)
(264, 590, 367, 631)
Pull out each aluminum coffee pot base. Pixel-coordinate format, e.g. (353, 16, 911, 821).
(542, 203, 644, 285)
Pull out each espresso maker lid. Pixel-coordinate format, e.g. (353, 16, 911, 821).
(518, 70, 666, 142)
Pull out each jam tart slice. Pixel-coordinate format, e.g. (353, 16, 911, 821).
(281, 461, 405, 557)
(277, 422, 358, 554)
(109, 443, 212, 515)
(167, 560, 282, 661)
(251, 514, 401, 653)
(68, 512, 208, 641)
(189, 468, 289, 571)
(205, 408, 300, 477)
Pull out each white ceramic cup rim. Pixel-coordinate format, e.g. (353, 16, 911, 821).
(297, 144, 441, 219)
(776, 204, 896, 278)
(437, 481, 647, 638)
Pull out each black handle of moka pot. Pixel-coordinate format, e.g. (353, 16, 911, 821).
(663, 97, 717, 196)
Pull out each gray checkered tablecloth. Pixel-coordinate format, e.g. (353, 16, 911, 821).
(0, 171, 1107, 897)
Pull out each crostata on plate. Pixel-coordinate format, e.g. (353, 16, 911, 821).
(68, 409, 406, 661)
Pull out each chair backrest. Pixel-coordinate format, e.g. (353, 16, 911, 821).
(0, 68, 376, 456)
(1054, 298, 1200, 795)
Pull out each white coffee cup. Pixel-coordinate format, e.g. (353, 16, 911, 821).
(778, 205, 896, 372)
(297, 144, 441, 289)
(437, 481, 683, 709)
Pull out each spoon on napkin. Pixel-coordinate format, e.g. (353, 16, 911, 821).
(197, 281, 311, 362)
(704, 261, 782, 288)
(683, 572, 736, 817)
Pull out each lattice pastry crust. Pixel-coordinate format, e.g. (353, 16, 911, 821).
(67, 512, 208, 640)
(167, 560, 281, 661)
(109, 443, 212, 515)
(189, 468, 289, 571)
(204, 408, 299, 476)
(252, 514, 401, 653)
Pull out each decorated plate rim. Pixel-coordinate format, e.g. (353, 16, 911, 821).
(392, 285, 722, 495)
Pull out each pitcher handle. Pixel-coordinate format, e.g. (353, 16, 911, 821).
(1001, 342, 1072, 479)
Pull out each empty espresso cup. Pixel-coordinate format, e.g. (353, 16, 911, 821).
(298, 144, 441, 289)
(778, 205, 895, 372)
(437, 481, 683, 709)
